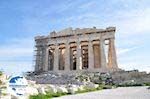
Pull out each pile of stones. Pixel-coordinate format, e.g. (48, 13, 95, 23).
(26, 70, 150, 87)
(26, 80, 99, 96)
(25, 71, 116, 96)
(110, 70, 150, 85)
(26, 71, 83, 85)
(26, 71, 114, 85)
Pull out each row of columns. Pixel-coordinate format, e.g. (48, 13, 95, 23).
(44, 38, 117, 71)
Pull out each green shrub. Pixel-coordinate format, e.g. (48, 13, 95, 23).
(0, 71, 3, 76)
(98, 84, 113, 89)
(144, 82, 150, 86)
(29, 91, 68, 99)
(0, 80, 2, 85)
(30, 94, 50, 99)
(116, 83, 143, 87)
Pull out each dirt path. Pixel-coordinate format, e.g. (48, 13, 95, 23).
(53, 86, 150, 99)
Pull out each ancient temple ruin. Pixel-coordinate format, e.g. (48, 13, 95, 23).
(34, 27, 118, 73)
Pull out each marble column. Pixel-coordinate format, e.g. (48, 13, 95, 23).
(35, 47, 40, 71)
(88, 40, 94, 70)
(108, 38, 118, 69)
(44, 47, 49, 71)
(70, 47, 73, 70)
(77, 41, 82, 70)
(54, 44, 59, 71)
(99, 39, 107, 69)
(41, 47, 45, 71)
(65, 42, 70, 71)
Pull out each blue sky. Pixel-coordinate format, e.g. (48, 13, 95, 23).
(0, 0, 150, 75)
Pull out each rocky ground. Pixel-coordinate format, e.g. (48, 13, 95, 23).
(26, 70, 150, 85)
(26, 71, 114, 85)
(111, 70, 150, 84)
(0, 70, 150, 99)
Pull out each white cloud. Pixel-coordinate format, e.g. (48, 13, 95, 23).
(110, 8, 150, 37)
(64, 4, 150, 36)
(0, 37, 34, 75)
(117, 47, 138, 55)
(0, 48, 33, 57)
(119, 62, 150, 73)
(0, 38, 34, 58)
(0, 61, 34, 75)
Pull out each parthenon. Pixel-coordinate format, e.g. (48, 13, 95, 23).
(34, 27, 118, 73)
